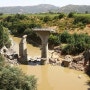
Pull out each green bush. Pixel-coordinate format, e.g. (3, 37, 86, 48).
(0, 55, 5, 67)
(61, 44, 75, 54)
(73, 16, 90, 24)
(0, 25, 11, 48)
(61, 33, 90, 55)
(60, 31, 71, 43)
(49, 34, 60, 46)
(0, 55, 37, 90)
(43, 16, 51, 23)
(68, 12, 74, 18)
(53, 13, 65, 20)
(15, 14, 27, 20)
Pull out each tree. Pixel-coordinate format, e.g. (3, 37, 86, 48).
(73, 16, 90, 25)
(0, 25, 11, 48)
(15, 14, 27, 20)
(49, 34, 60, 46)
(58, 13, 65, 19)
(0, 55, 37, 90)
(53, 13, 65, 20)
(60, 31, 71, 43)
(68, 12, 74, 18)
(61, 33, 90, 55)
(43, 16, 51, 23)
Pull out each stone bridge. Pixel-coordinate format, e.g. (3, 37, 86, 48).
(19, 28, 54, 65)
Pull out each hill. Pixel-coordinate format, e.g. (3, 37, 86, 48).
(0, 4, 90, 14)
(0, 4, 59, 14)
(59, 4, 90, 13)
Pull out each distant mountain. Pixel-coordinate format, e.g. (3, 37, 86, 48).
(0, 4, 90, 14)
(59, 4, 90, 13)
(0, 4, 59, 14)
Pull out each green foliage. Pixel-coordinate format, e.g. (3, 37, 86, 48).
(24, 28, 41, 45)
(2, 14, 42, 35)
(16, 23, 27, 34)
(60, 31, 71, 43)
(68, 12, 74, 18)
(14, 14, 27, 20)
(0, 55, 37, 90)
(1, 13, 90, 55)
(0, 25, 11, 48)
(73, 16, 90, 25)
(4, 16, 18, 22)
(74, 13, 90, 18)
(53, 13, 65, 20)
(43, 16, 51, 23)
(58, 13, 65, 19)
(24, 28, 33, 35)
(61, 44, 75, 54)
(61, 33, 90, 55)
(4, 14, 27, 22)
(0, 55, 5, 67)
(72, 14, 90, 29)
(49, 34, 60, 45)
(2, 13, 89, 36)
(29, 23, 41, 29)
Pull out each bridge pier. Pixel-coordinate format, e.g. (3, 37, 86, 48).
(19, 35, 28, 64)
(33, 28, 54, 65)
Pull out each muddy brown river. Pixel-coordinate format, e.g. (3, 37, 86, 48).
(11, 36, 90, 90)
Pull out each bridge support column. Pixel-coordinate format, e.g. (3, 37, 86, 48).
(19, 35, 28, 64)
(36, 31, 50, 65)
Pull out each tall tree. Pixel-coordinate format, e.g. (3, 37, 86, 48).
(0, 25, 11, 48)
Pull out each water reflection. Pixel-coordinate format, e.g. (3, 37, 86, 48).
(38, 65, 53, 90)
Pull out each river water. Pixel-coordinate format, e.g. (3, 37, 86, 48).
(11, 36, 90, 90)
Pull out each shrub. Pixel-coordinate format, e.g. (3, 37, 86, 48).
(68, 12, 74, 18)
(58, 13, 65, 19)
(0, 55, 5, 67)
(73, 16, 90, 24)
(0, 25, 11, 48)
(43, 16, 51, 23)
(0, 55, 37, 90)
(61, 44, 75, 54)
(15, 14, 27, 20)
(61, 33, 90, 55)
(49, 34, 60, 46)
(53, 13, 65, 20)
(60, 31, 71, 43)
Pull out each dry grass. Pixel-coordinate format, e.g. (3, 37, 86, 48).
(69, 25, 90, 35)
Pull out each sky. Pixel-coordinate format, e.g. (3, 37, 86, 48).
(0, 0, 90, 7)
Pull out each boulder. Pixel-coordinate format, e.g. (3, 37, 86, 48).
(62, 55, 73, 67)
(73, 55, 83, 63)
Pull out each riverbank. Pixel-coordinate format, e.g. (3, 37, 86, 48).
(10, 35, 86, 71)
(10, 35, 90, 90)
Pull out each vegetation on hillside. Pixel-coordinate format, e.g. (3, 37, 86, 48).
(1, 12, 90, 89)
(0, 24, 37, 90)
(0, 13, 90, 54)
(0, 25, 11, 48)
(60, 31, 90, 55)
(0, 4, 90, 14)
